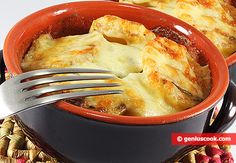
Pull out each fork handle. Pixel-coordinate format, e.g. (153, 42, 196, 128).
(0, 50, 6, 84)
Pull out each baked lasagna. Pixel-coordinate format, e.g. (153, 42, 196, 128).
(119, 0, 236, 58)
(21, 15, 211, 116)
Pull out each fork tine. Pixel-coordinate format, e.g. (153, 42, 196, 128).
(19, 75, 115, 90)
(16, 68, 111, 81)
(23, 83, 120, 99)
(26, 90, 123, 108)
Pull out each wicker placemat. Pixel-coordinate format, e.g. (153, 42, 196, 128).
(174, 145, 234, 163)
(0, 117, 57, 163)
(0, 117, 234, 163)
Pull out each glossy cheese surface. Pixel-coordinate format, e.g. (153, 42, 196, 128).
(119, 0, 236, 57)
(21, 15, 211, 116)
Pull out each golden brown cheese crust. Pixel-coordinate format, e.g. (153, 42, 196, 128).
(220, 0, 236, 20)
(119, 0, 236, 57)
(143, 37, 204, 98)
(142, 37, 209, 110)
(21, 31, 143, 78)
(89, 15, 156, 48)
(21, 15, 211, 116)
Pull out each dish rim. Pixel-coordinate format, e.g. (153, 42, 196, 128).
(3, 1, 230, 125)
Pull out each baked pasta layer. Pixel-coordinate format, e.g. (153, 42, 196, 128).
(21, 15, 211, 116)
(119, 0, 236, 57)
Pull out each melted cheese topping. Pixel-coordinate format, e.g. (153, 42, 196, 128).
(21, 15, 211, 116)
(119, 0, 236, 57)
(21, 31, 143, 78)
(89, 15, 156, 49)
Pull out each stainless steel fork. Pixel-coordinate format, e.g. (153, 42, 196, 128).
(0, 68, 122, 119)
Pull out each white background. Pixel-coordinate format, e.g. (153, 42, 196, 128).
(0, 0, 235, 159)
